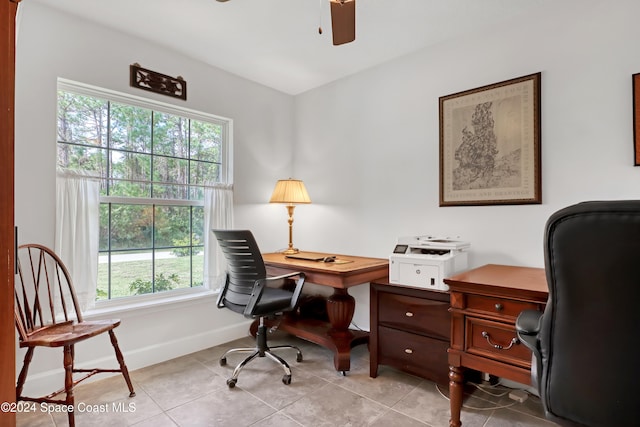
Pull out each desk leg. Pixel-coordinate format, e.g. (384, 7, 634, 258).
(449, 365, 464, 427)
(326, 288, 358, 372)
(326, 288, 355, 331)
(253, 288, 368, 374)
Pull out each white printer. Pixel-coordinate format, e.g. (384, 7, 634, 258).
(389, 235, 470, 291)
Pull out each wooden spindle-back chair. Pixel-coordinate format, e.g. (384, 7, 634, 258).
(14, 244, 135, 427)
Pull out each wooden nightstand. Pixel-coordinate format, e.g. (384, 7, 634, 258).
(445, 264, 548, 427)
(370, 281, 451, 384)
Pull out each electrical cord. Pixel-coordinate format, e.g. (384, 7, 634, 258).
(434, 383, 519, 411)
(349, 321, 365, 332)
(468, 381, 510, 397)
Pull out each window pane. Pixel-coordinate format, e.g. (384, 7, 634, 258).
(119, 251, 154, 297)
(155, 256, 188, 292)
(153, 112, 188, 158)
(190, 160, 219, 187)
(99, 204, 109, 251)
(155, 205, 190, 248)
(110, 204, 153, 250)
(109, 150, 151, 197)
(98, 251, 155, 299)
(57, 92, 108, 146)
(153, 156, 189, 199)
(97, 254, 109, 301)
(193, 206, 204, 245)
(190, 120, 222, 162)
(57, 144, 107, 174)
(192, 248, 204, 288)
(110, 103, 152, 152)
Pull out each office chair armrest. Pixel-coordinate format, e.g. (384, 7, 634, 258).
(244, 272, 306, 316)
(216, 275, 230, 309)
(515, 309, 544, 390)
(515, 309, 543, 350)
(516, 310, 542, 336)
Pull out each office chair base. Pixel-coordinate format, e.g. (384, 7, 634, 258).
(219, 325, 303, 388)
(220, 345, 302, 388)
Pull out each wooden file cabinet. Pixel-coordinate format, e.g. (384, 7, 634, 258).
(445, 264, 548, 427)
(370, 281, 450, 384)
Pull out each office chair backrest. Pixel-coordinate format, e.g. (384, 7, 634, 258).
(540, 200, 640, 426)
(212, 229, 267, 310)
(14, 244, 83, 343)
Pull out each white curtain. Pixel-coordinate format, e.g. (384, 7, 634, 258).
(203, 184, 234, 291)
(55, 170, 100, 312)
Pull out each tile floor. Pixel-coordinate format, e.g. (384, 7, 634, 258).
(17, 332, 555, 426)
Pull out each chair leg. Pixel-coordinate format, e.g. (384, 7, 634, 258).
(229, 351, 260, 382)
(264, 350, 292, 376)
(270, 344, 303, 362)
(63, 345, 75, 427)
(108, 330, 136, 397)
(220, 317, 303, 388)
(16, 347, 34, 399)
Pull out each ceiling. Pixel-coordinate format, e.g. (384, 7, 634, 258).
(29, 0, 552, 95)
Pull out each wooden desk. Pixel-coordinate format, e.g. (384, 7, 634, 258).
(444, 264, 548, 427)
(262, 252, 388, 373)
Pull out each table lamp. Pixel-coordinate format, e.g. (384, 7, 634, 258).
(269, 178, 311, 254)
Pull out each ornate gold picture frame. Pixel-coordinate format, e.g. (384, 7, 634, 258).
(439, 73, 541, 206)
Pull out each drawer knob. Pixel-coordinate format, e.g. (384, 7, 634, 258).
(494, 303, 503, 311)
(404, 348, 413, 354)
(405, 311, 414, 317)
(481, 331, 518, 350)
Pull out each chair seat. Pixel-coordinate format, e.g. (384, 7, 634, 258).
(252, 288, 298, 316)
(223, 287, 297, 317)
(20, 319, 121, 348)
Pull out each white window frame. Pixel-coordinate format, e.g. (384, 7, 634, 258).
(57, 78, 233, 313)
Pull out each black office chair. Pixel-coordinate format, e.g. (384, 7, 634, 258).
(212, 229, 306, 388)
(516, 201, 640, 427)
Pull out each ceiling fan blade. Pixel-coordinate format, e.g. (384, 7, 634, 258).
(330, 0, 356, 46)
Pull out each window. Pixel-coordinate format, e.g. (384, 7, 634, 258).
(56, 80, 232, 304)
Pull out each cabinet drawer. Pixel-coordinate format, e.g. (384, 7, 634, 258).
(466, 294, 540, 321)
(378, 292, 450, 340)
(378, 326, 449, 380)
(466, 317, 531, 368)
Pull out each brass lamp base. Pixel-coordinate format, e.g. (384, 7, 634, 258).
(282, 247, 299, 255)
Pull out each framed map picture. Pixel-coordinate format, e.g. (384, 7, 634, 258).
(439, 73, 541, 206)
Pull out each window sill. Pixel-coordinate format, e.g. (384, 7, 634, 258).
(84, 288, 219, 319)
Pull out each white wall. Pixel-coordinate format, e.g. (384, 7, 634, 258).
(14, 2, 295, 396)
(293, 0, 640, 328)
(15, 0, 640, 393)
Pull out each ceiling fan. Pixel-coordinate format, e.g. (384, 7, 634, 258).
(215, 0, 356, 46)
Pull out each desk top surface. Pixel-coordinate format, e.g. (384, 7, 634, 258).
(262, 251, 388, 289)
(444, 264, 548, 300)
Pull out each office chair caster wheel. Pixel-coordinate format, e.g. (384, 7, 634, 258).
(296, 353, 303, 362)
(219, 357, 227, 366)
(226, 378, 237, 388)
(282, 374, 291, 385)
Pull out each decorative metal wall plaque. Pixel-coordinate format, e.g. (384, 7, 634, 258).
(130, 63, 187, 100)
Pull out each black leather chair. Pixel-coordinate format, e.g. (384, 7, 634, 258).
(516, 201, 640, 427)
(212, 229, 306, 388)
